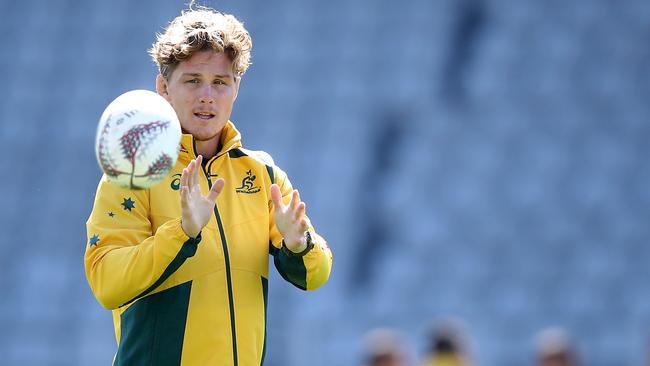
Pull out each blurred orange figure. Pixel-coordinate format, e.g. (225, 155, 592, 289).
(534, 327, 580, 366)
(363, 328, 408, 366)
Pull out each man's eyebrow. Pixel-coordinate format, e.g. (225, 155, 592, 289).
(180, 72, 233, 78)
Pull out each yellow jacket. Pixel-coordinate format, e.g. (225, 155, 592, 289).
(85, 121, 333, 366)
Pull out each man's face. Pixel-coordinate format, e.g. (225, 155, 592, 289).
(156, 50, 240, 144)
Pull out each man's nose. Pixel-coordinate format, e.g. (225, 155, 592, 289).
(198, 85, 214, 104)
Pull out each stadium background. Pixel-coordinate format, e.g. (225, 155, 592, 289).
(1, 0, 649, 364)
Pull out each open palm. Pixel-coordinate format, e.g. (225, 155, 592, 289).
(270, 184, 310, 252)
(180, 155, 225, 238)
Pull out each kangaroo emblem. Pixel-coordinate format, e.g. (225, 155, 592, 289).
(235, 170, 261, 194)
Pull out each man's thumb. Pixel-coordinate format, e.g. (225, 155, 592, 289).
(207, 178, 225, 202)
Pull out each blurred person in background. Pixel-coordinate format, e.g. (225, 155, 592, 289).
(363, 328, 409, 366)
(534, 327, 580, 366)
(421, 317, 472, 366)
(84, 5, 332, 365)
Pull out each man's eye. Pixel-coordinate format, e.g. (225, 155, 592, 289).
(186, 79, 199, 84)
(214, 79, 226, 85)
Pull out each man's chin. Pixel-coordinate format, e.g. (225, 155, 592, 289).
(192, 132, 220, 142)
(180, 121, 225, 142)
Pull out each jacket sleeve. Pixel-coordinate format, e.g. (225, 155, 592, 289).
(268, 166, 333, 291)
(84, 176, 200, 310)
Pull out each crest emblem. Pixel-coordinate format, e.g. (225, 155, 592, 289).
(235, 170, 261, 194)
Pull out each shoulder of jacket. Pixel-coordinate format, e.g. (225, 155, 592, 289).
(237, 148, 275, 167)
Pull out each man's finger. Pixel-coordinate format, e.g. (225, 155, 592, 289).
(299, 218, 309, 231)
(270, 184, 284, 211)
(294, 202, 305, 220)
(180, 168, 189, 189)
(186, 160, 195, 189)
(187, 159, 196, 192)
(194, 156, 202, 188)
(288, 190, 299, 211)
(207, 178, 225, 202)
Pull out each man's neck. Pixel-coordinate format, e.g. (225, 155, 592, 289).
(194, 132, 221, 160)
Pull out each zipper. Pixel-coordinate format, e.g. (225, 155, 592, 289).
(202, 159, 239, 366)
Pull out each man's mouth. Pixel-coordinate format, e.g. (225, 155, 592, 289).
(194, 112, 216, 120)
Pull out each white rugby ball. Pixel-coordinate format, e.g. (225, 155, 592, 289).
(95, 90, 182, 190)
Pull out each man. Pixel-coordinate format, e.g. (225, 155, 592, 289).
(85, 7, 333, 366)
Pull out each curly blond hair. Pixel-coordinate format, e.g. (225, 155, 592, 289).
(149, 7, 252, 79)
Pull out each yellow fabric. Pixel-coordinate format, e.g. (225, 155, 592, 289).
(85, 121, 333, 365)
(422, 355, 468, 366)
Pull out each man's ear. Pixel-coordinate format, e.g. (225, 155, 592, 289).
(156, 74, 170, 101)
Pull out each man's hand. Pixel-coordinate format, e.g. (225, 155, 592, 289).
(270, 184, 310, 252)
(180, 155, 225, 238)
